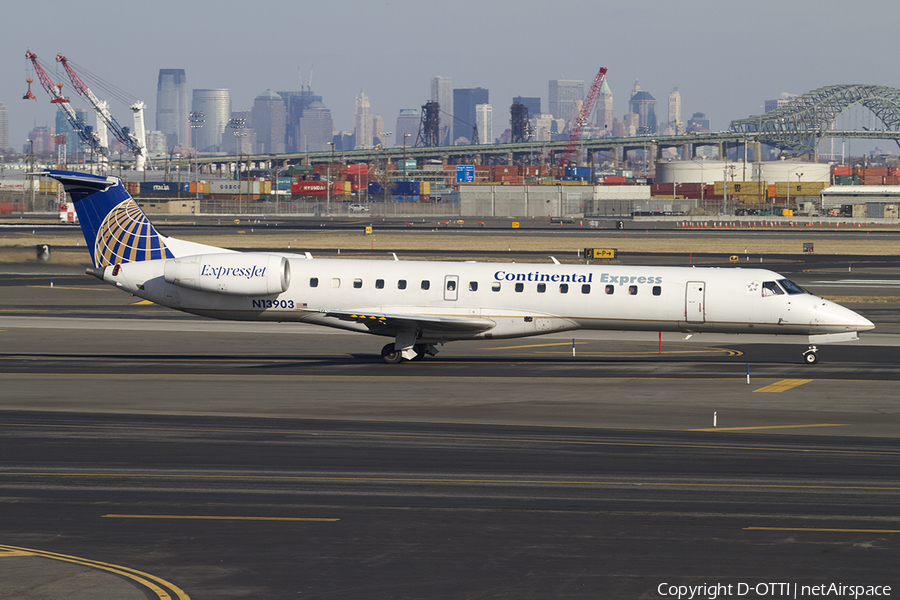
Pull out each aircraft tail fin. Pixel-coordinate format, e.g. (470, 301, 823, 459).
(45, 169, 173, 268)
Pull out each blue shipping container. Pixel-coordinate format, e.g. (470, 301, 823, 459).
(140, 182, 179, 194)
(368, 182, 420, 196)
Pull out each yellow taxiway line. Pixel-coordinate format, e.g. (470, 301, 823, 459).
(753, 379, 813, 393)
(0, 544, 190, 600)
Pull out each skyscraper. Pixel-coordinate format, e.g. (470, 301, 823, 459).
(55, 107, 90, 160)
(475, 104, 492, 144)
(0, 102, 9, 151)
(431, 76, 452, 144)
(156, 69, 189, 150)
(452, 88, 489, 144)
(251, 90, 286, 154)
(278, 90, 323, 153)
(297, 101, 334, 152)
(354, 91, 373, 149)
(27, 126, 52, 157)
(395, 109, 420, 148)
(191, 89, 231, 153)
(629, 87, 657, 135)
(513, 97, 541, 119)
(595, 79, 613, 135)
(549, 80, 584, 125)
(668, 88, 682, 132)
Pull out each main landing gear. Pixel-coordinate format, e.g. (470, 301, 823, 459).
(381, 343, 438, 364)
(802, 345, 819, 365)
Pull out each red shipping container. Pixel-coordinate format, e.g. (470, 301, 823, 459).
(602, 176, 627, 184)
(832, 165, 852, 176)
(291, 181, 341, 195)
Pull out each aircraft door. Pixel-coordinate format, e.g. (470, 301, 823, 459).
(444, 275, 459, 301)
(685, 281, 705, 324)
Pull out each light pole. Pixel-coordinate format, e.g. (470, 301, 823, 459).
(403, 133, 411, 180)
(381, 132, 392, 211)
(26, 139, 35, 211)
(228, 118, 246, 214)
(189, 111, 204, 199)
(786, 167, 803, 211)
(270, 154, 277, 214)
(327, 141, 335, 216)
(723, 164, 736, 216)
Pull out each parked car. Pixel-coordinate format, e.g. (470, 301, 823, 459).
(348, 203, 370, 213)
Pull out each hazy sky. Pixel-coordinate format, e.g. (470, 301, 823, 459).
(3, 0, 899, 151)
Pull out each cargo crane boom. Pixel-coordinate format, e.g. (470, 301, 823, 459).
(56, 54, 146, 171)
(25, 50, 104, 157)
(558, 66, 607, 168)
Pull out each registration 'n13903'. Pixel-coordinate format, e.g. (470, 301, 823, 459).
(252, 299, 295, 309)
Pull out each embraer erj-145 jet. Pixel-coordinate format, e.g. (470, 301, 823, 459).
(47, 169, 873, 364)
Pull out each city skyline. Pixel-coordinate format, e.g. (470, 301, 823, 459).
(2, 0, 899, 155)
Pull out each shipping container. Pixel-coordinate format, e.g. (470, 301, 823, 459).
(831, 165, 852, 177)
(773, 182, 828, 197)
(601, 176, 627, 184)
(420, 181, 430, 196)
(368, 181, 421, 196)
(523, 166, 550, 177)
(292, 181, 337, 196)
(712, 181, 767, 195)
(208, 181, 263, 195)
(140, 181, 180, 194)
(0, 202, 26, 214)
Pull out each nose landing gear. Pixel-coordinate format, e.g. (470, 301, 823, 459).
(802, 345, 819, 365)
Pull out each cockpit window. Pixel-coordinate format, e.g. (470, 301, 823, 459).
(778, 279, 806, 295)
(762, 281, 784, 296)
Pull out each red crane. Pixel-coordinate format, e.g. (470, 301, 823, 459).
(557, 66, 608, 168)
(25, 50, 103, 151)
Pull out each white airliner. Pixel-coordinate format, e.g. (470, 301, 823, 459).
(47, 169, 873, 364)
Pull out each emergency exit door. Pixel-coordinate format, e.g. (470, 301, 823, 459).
(685, 281, 706, 324)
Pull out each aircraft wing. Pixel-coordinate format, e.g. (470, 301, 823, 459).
(321, 309, 496, 336)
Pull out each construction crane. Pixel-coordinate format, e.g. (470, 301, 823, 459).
(557, 66, 608, 168)
(24, 50, 104, 160)
(56, 54, 147, 171)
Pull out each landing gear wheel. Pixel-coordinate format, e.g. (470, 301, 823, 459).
(411, 344, 428, 361)
(803, 350, 819, 365)
(381, 343, 403, 364)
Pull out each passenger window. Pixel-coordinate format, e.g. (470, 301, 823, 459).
(398, 279, 407, 290)
(310, 277, 318, 288)
(515, 283, 524, 293)
(469, 281, 478, 291)
(629, 285, 637, 295)
(605, 285, 614, 295)
(446, 280, 456, 291)
(375, 279, 384, 289)
(353, 279, 363, 289)
(582, 284, 591, 294)
(762, 281, 784, 296)
(331, 278, 340, 288)
(537, 283, 546, 293)
(560, 283, 568, 294)
(652, 285, 662, 296)
(492, 282, 501, 292)
(421, 280, 430, 290)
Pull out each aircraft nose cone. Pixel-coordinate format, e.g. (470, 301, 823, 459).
(856, 312, 875, 331)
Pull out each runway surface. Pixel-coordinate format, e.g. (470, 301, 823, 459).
(1, 261, 899, 598)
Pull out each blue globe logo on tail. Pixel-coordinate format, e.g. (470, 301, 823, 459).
(44, 170, 173, 268)
(94, 198, 172, 267)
